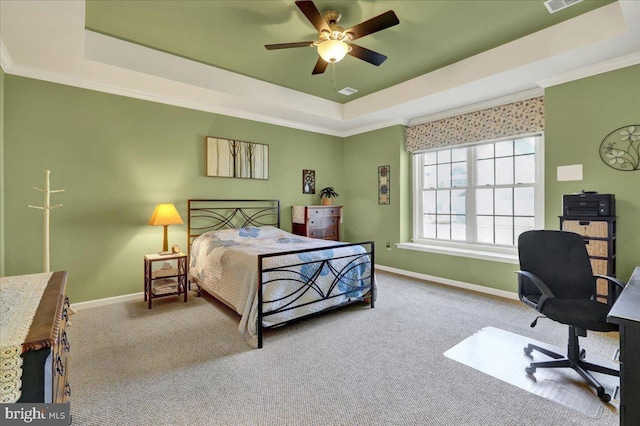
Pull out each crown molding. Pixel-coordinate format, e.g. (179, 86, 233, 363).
(0, 39, 13, 72)
(2, 1, 639, 138)
(5, 61, 347, 137)
(537, 51, 640, 88)
(408, 88, 544, 127)
(3, 56, 405, 139)
(341, 118, 410, 138)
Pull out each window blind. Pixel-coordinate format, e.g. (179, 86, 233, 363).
(405, 96, 544, 153)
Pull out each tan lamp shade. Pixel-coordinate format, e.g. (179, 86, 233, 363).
(148, 203, 183, 253)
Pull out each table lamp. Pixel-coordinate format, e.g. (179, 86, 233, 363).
(148, 203, 183, 255)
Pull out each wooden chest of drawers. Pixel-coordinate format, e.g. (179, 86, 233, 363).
(18, 271, 71, 403)
(292, 205, 342, 241)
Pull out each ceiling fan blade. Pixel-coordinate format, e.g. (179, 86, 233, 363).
(348, 44, 387, 66)
(345, 10, 399, 41)
(312, 57, 328, 75)
(295, 1, 331, 33)
(265, 41, 314, 50)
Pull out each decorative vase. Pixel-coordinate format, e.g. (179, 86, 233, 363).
(322, 198, 332, 206)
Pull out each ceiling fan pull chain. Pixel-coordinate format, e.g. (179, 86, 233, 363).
(331, 62, 337, 92)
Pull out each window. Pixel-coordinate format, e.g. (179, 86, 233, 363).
(408, 134, 544, 261)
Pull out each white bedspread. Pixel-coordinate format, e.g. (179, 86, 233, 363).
(188, 226, 373, 346)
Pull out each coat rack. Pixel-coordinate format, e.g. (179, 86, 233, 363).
(28, 170, 76, 320)
(29, 170, 65, 272)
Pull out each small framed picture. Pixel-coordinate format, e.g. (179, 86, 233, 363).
(303, 170, 315, 194)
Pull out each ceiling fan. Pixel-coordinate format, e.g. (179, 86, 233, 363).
(265, 0, 400, 75)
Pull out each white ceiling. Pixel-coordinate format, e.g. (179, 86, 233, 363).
(1, 1, 639, 137)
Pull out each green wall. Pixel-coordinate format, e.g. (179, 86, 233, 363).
(344, 64, 640, 292)
(342, 126, 408, 253)
(2, 64, 638, 303)
(3, 76, 343, 302)
(545, 64, 640, 282)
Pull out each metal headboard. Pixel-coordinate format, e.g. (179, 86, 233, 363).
(187, 199, 280, 257)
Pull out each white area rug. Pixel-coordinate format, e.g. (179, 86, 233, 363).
(444, 326, 619, 419)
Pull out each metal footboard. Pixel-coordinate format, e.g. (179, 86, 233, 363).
(257, 241, 375, 348)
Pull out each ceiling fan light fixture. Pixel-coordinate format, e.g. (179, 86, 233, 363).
(265, 1, 399, 75)
(317, 40, 349, 63)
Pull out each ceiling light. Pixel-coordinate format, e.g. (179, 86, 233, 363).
(317, 40, 349, 63)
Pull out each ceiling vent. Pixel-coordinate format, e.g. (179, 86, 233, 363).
(338, 87, 358, 96)
(543, 0, 583, 14)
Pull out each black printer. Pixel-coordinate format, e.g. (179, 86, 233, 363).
(562, 192, 615, 217)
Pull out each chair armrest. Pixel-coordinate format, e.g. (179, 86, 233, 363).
(593, 274, 626, 290)
(593, 274, 626, 305)
(516, 270, 555, 312)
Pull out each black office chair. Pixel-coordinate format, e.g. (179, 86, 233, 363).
(517, 230, 625, 402)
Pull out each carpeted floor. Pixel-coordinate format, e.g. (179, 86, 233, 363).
(68, 271, 620, 425)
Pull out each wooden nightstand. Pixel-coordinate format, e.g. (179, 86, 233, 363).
(291, 205, 342, 241)
(144, 252, 188, 309)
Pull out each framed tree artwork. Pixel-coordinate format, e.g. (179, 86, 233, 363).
(303, 169, 315, 194)
(206, 136, 269, 179)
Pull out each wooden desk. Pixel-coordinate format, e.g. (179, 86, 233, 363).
(607, 266, 640, 426)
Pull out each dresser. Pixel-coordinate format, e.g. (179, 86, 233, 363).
(560, 216, 616, 304)
(292, 205, 342, 241)
(17, 271, 71, 403)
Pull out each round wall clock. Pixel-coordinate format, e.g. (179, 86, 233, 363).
(599, 125, 640, 171)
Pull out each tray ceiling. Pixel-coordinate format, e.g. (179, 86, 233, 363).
(84, 0, 616, 103)
(1, 1, 639, 136)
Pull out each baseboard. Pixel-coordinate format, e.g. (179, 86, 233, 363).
(72, 264, 518, 310)
(375, 264, 519, 301)
(72, 292, 143, 311)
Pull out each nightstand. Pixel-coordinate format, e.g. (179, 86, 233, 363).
(144, 252, 188, 309)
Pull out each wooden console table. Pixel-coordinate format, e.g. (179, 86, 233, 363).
(607, 266, 640, 426)
(0, 271, 71, 403)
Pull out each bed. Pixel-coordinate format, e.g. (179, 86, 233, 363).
(187, 199, 375, 348)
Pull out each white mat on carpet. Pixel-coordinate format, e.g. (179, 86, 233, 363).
(444, 326, 619, 419)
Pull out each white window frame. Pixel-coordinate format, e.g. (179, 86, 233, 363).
(398, 133, 545, 264)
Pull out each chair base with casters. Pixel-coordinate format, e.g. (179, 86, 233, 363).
(516, 230, 626, 404)
(524, 325, 619, 402)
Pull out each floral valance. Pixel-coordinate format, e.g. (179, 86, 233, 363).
(405, 96, 545, 153)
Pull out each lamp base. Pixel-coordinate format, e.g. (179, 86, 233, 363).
(157, 250, 173, 256)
